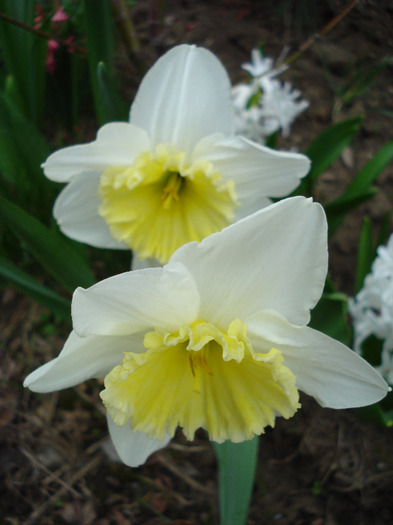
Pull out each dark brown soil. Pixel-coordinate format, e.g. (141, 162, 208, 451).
(2, 1, 393, 524)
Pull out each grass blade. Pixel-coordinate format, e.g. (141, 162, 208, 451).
(0, 86, 54, 217)
(0, 0, 47, 125)
(310, 292, 351, 345)
(354, 216, 374, 293)
(96, 61, 128, 122)
(0, 195, 95, 293)
(295, 117, 363, 196)
(0, 255, 71, 322)
(326, 140, 393, 234)
(83, 0, 124, 125)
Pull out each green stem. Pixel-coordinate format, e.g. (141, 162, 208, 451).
(213, 438, 259, 525)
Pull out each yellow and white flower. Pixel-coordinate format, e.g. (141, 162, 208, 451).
(25, 197, 389, 467)
(43, 45, 310, 264)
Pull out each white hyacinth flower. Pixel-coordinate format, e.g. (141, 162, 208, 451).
(241, 47, 288, 86)
(350, 234, 393, 384)
(232, 47, 309, 142)
(43, 45, 310, 265)
(25, 197, 388, 467)
(260, 79, 310, 137)
(241, 48, 276, 78)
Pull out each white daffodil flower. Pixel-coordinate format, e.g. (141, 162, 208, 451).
(43, 44, 310, 264)
(25, 197, 388, 467)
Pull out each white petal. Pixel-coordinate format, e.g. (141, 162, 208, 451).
(107, 415, 171, 467)
(53, 171, 128, 249)
(193, 134, 310, 202)
(43, 123, 150, 182)
(130, 45, 233, 154)
(72, 262, 200, 337)
(24, 331, 142, 393)
(233, 196, 273, 221)
(247, 309, 389, 408)
(170, 197, 327, 328)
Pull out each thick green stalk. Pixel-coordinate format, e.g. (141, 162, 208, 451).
(213, 438, 259, 525)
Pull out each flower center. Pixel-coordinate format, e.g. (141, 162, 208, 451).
(161, 171, 184, 209)
(98, 144, 238, 263)
(100, 319, 300, 443)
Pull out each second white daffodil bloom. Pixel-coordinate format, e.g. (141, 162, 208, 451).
(25, 197, 389, 467)
(43, 44, 310, 264)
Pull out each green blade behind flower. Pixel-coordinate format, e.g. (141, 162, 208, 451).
(213, 438, 258, 525)
(310, 292, 351, 345)
(355, 212, 391, 294)
(294, 116, 363, 196)
(326, 140, 393, 235)
(0, 195, 95, 293)
(0, 84, 54, 219)
(83, 0, 125, 125)
(0, 0, 47, 125)
(354, 216, 374, 294)
(0, 255, 71, 322)
(96, 61, 128, 122)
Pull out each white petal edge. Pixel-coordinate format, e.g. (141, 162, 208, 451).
(233, 196, 273, 222)
(246, 309, 389, 408)
(43, 123, 150, 182)
(53, 171, 128, 250)
(107, 415, 171, 467)
(170, 197, 327, 329)
(72, 262, 200, 337)
(130, 45, 234, 155)
(24, 331, 143, 393)
(193, 134, 310, 203)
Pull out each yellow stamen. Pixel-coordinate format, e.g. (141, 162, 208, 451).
(161, 172, 183, 209)
(189, 349, 214, 393)
(100, 319, 300, 443)
(98, 144, 238, 263)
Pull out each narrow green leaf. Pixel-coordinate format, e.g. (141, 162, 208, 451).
(326, 140, 393, 234)
(354, 212, 391, 294)
(265, 130, 278, 149)
(360, 335, 384, 368)
(96, 61, 128, 122)
(0, 195, 95, 292)
(293, 117, 363, 197)
(326, 189, 378, 235)
(376, 212, 391, 248)
(0, 0, 47, 125)
(372, 107, 393, 119)
(329, 140, 393, 205)
(83, 0, 120, 125)
(357, 386, 393, 427)
(0, 255, 71, 322)
(306, 116, 363, 181)
(295, 117, 363, 196)
(310, 292, 351, 345)
(0, 86, 54, 217)
(355, 217, 374, 293)
(356, 403, 393, 428)
(341, 56, 392, 106)
(0, 78, 50, 169)
(381, 409, 393, 427)
(213, 438, 258, 525)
